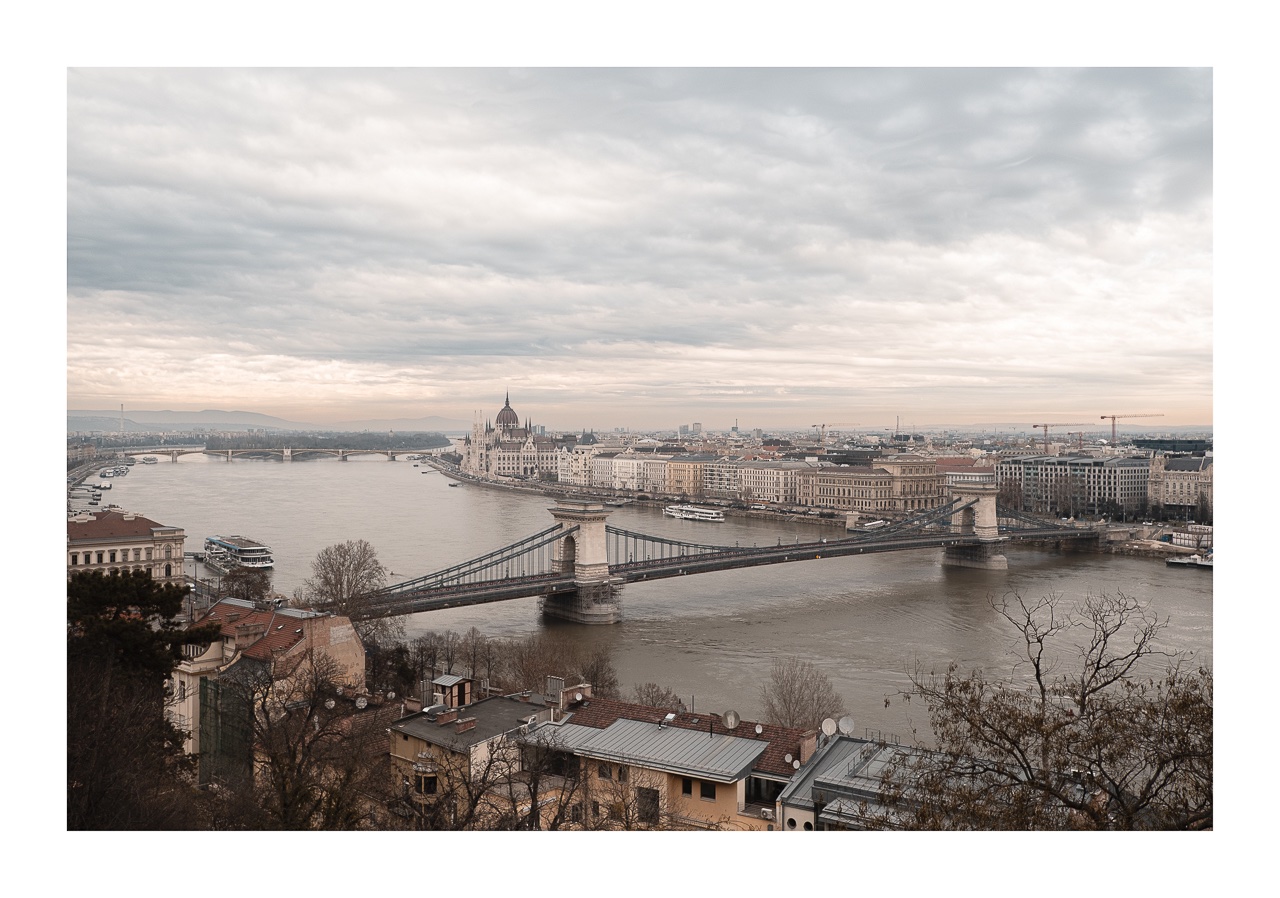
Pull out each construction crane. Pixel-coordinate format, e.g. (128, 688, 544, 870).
(811, 423, 862, 449)
(1026, 423, 1090, 454)
(1100, 413, 1164, 444)
(1066, 431, 1087, 451)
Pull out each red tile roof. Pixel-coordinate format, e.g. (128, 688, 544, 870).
(197, 600, 307, 660)
(67, 510, 177, 541)
(564, 697, 808, 779)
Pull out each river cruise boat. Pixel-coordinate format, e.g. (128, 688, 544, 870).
(142, 456, 158, 464)
(663, 505, 726, 522)
(204, 535, 275, 570)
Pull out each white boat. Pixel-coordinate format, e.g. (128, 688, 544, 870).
(142, 456, 158, 464)
(1166, 553, 1213, 570)
(663, 505, 725, 522)
(204, 535, 274, 570)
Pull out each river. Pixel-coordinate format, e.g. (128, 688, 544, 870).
(96, 453, 1214, 740)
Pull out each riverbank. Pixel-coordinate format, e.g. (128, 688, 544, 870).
(423, 457, 847, 530)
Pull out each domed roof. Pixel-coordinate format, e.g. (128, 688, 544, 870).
(495, 393, 520, 427)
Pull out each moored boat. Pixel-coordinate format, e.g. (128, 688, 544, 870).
(1166, 553, 1213, 570)
(204, 535, 274, 570)
(663, 504, 725, 522)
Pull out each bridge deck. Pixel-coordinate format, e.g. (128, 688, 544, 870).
(355, 526, 1095, 619)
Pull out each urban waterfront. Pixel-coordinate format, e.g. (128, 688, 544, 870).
(102, 453, 1213, 741)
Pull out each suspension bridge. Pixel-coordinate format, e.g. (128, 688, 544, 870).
(350, 483, 1099, 624)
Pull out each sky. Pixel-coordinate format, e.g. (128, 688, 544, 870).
(67, 67, 1212, 432)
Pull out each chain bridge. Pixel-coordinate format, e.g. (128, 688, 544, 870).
(354, 484, 1099, 625)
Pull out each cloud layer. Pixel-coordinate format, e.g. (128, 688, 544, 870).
(68, 68, 1212, 430)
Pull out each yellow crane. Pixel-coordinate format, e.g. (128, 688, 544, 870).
(1100, 413, 1164, 443)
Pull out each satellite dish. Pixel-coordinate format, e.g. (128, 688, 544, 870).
(575, 691, 583, 702)
(792, 759, 801, 770)
(723, 709, 741, 730)
(324, 699, 336, 710)
(784, 753, 793, 764)
(755, 724, 763, 735)
(821, 718, 837, 737)
(386, 691, 396, 700)
(837, 715, 854, 736)
(355, 696, 368, 709)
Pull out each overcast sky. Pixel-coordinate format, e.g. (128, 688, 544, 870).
(67, 67, 1212, 431)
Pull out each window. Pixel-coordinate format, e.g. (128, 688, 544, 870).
(618, 766, 628, 783)
(70, 553, 78, 566)
(109, 550, 117, 563)
(591, 801, 600, 818)
(637, 787, 659, 824)
(682, 777, 693, 797)
(145, 548, 153, 560)
(96, 552, 104, 564)
(415, 774, 437, 795)
(700, 780, 716, 801)
(598, 762, 612, 780)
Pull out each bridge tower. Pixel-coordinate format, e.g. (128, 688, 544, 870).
(541, 500, 623, 624)
(943, 482, 1008, 570)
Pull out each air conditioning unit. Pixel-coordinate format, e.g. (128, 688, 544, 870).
(759, 807, 775, 821)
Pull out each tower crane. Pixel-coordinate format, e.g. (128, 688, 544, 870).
(1066, 431, 1087, 451)
(811, 423, 862, 448)
(1100, 413, 1164, 444)
(1025, 423, 1090, 454)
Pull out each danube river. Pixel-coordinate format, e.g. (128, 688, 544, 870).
(101, 454, 1213, 740)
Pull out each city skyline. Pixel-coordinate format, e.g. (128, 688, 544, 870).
(67, 68, 1212, 430)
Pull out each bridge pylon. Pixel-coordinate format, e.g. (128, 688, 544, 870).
(541, 500, 623, 624)
(944, 482, 1008, 570)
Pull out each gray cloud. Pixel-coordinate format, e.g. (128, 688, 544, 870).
(67, 68, 1212, 428)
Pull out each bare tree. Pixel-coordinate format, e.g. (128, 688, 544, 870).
(220, 565, 272, 601)
(631, 683, 686, 712)
(216, 649, 388, 830)
(760, 656, 845, 731)
(300, 539, 404, 643)
(874, 591, 1212, 830)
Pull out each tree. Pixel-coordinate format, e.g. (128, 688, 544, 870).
(220, 565, 272, 601)
(216, 649, 388, 830)
(759, 656, 845, 731)
(875, 591, 1212, 830)
(300, 539, 404, 643)
(631, 683, 686, 712)
(67, 570, 221, 829)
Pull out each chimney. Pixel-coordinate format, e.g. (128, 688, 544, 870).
(435, 708, 459, 725)
(454, 717, 477, 734)
(799, 731, 818, 764)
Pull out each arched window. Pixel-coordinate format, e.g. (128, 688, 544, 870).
(164, 563, 172, 578)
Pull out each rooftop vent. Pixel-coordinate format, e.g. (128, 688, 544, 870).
(659, 712, 676, 729)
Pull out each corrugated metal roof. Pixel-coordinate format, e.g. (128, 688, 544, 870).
(566, 717, 768, 782)
(432, 674, 466, 688)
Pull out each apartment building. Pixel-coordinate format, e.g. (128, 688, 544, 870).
(738, 460, 814, 505)
(994, 455, 1151, 517)
(171, 597, 365, 781)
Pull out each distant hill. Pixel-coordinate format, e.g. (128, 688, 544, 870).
(68, 409, 471, 434)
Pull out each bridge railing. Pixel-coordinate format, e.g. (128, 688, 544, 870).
(379, 524, 579, 595)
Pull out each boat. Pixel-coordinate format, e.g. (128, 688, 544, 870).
(1166, 553, 1213, 570)
(97, 482, 112, 490)
(204, 535, 274, 570)
(142, 456, 158, 464)
(448, 482, 461, 487)
(663, 505, 726, 522)
(99, 469, 114, 478)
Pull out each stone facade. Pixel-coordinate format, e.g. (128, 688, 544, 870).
(67, 509, 186, 586)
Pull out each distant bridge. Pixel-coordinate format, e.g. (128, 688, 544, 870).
(350, 485, 1099, 624)
(116, 447, 447, 462)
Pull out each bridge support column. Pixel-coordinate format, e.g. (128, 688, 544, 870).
(541, 501, 623, 624)
(283, 447, 292, 462)
(943, 482, 1008, 570)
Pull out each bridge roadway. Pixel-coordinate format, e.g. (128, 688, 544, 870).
(353, 525, 1097, 620)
